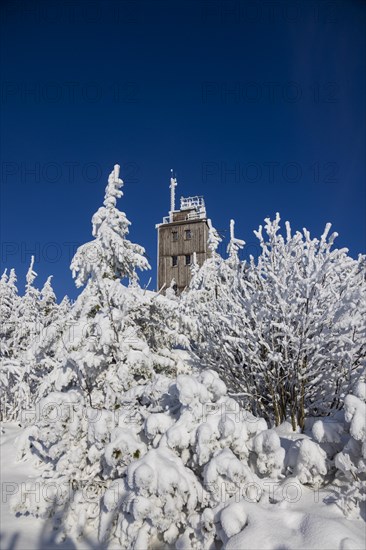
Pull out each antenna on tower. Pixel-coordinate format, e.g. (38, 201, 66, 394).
(230, 219, 235, 240)
(169, 169, 177, 222)
(113, 164, 120, 182)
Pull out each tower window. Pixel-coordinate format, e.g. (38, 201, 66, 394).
(172, 255, 178, 267)
(185, 254, 191, 265)
(172, 231, 178, 241)
(185, 229, 192, 240)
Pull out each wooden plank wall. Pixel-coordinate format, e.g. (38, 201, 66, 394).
(157, 218, 210, 292)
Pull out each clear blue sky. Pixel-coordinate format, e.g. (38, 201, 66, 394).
(1, 0, 365, 300)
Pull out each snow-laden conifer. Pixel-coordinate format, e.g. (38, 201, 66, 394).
(0, 269, 19, 358)
(40, 275, 57, 327)
(71, 164, 149, 287)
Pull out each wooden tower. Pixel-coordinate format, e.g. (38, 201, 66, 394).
(156, 172, 210, 293)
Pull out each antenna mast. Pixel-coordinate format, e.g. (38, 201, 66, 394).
(113, 164, 120, 181)
(230, 219, 235, 240)
(169, 169, 177, 222)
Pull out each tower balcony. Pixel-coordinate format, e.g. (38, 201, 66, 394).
(159, 196, 207, 225)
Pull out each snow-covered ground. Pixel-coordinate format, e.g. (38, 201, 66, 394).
(0, 424, 96, 550)
(1, 423, 365, 550)
(223, 488, 365, 550)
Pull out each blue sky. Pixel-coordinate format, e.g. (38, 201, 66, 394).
(1, 0, 365, 300)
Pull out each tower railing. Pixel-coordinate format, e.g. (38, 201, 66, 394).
(160, 196, 206, 224)
(180, 196, 205, 210)
(186, 209, 206, 220)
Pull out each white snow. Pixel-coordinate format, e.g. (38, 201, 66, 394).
(224, 488, 365, 550)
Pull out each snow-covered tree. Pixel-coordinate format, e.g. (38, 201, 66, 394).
(227, 219, 245, 267)
(0, 268, 21, 420)
(184, 214, 366, 430)
(0, 268, 19, 358)
(50, 164, 158, 406)
(71, 164, 149, 288)
(40, 275, 58, 327)
(0, 259, 66, 420)
(18, 162, 187, 465)
(13, 256, 42, 356)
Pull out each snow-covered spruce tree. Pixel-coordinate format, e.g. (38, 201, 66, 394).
(0, 259, 46, 420)
(72, 164, 150, 287)
(184, 214, 366, 430)
(1, 262, 62, 420)
(0, 268, 22, 420)
(76, 162, 191, 384)
(40, 275, 58, 328)
(48, 164, 150, 403)
(33, 292, 72, 403)
(52, 163, 188, 407)
(13, 256, 42, 356)
(0, 268, 19, 359)
(0, 269, 10, 360)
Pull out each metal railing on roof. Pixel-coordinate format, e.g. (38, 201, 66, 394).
(180, 196, 205, 210)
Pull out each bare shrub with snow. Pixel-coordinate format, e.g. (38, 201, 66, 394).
(183, 214, 366, 430)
